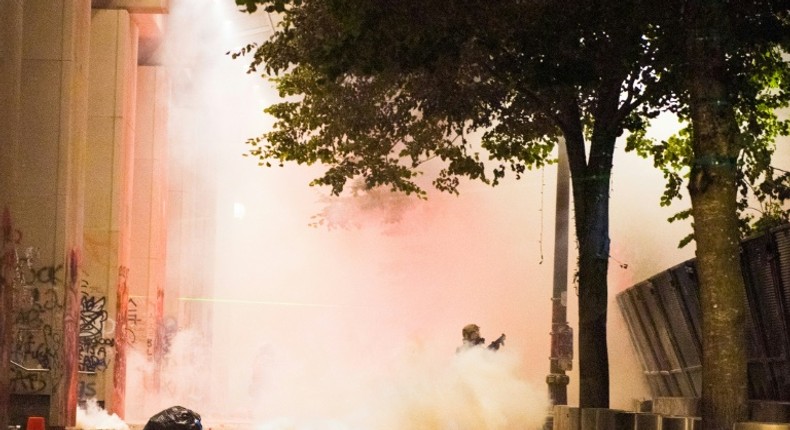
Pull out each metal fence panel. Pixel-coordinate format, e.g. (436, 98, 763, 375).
(650, 271, 698, 397)
(636, 280, 683, 396)
(617, 290, 670, 397)
(619, 224, 790, 402)
(742, 233, 788, 399)
(771, 226, 790, 398)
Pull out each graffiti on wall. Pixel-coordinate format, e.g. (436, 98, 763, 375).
(9, 366, 48, 393)
(5, 222, 177, 402)
(8, 242, 121, 396)
(127, 297, 139, 344)
(78, 378, 97, 399)
(160, 316, 177, 358)
(78, 277, 114, 373)
(8, 246, 66, 395)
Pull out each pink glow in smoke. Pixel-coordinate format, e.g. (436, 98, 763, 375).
(120, 0, 702, 427)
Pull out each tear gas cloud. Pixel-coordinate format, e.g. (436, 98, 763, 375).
(77, 399, 128, 430)
(121, 0, 700, 427)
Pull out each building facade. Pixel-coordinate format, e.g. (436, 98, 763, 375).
(0, 1, 202, 426)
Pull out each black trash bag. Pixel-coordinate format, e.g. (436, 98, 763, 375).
(143, 406, 202, 430)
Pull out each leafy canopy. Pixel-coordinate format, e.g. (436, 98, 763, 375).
(625, 1, 790, 242)
(233, 0, 669, 198)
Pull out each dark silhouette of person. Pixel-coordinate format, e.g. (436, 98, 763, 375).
(456, 323, 505, 353)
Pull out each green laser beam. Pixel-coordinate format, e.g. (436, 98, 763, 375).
(177, 296, 339, 307)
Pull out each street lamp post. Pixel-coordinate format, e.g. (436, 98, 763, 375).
(547, 138, 572, 407)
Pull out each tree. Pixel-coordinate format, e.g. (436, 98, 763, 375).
(626, 2, 790, 428)
(231, 1, 790, 418)
(233, 0, 671, 408)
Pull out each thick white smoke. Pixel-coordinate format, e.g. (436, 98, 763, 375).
(119, 0, 714, 427)
(77, 399, 129, 430)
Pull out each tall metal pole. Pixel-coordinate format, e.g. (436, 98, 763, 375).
(547, 137, 571, 406)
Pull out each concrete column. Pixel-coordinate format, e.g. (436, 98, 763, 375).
(160, 77, 219, 410)
(168, 87, 218, 369)
(128, 65, 169, 417)
(0, 0, 23, 427)
(11, 0, 91, 427)
(59, 1, 92, 427)
(85, 8, 138, 417)
(0, 0, 23, 201)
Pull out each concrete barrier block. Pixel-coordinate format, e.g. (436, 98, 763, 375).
(750, 401, 790, 423)
(653, 397, 700, 417)
(553, 405, 580, 430)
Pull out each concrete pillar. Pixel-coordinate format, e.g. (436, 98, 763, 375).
(0, 0, 23, 426)
(3, 0, 165, 424)
(10, 0, 91, 427)
(85, 8, 138, 417)
(129, 65, 169, 417)
(168, 85, 218, 372)
(0, 1, 23, 199)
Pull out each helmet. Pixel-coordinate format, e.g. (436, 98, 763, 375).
(462, 324, 480, 341)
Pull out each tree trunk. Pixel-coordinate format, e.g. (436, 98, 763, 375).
(574, 175, 611, 409)
(686, 1, 749, 429)
(562, 107, 614, 408)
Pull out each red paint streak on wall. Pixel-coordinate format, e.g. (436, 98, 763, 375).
(153, 286, 164, 389)
(0, 208, 16, 429)
(113, 266, 130, 418)
(62, 248, 82, 426)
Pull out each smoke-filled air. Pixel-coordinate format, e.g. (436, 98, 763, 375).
(108, 0, 705, 428)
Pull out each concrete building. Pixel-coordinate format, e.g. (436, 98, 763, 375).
(0, 0, 219, 426)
